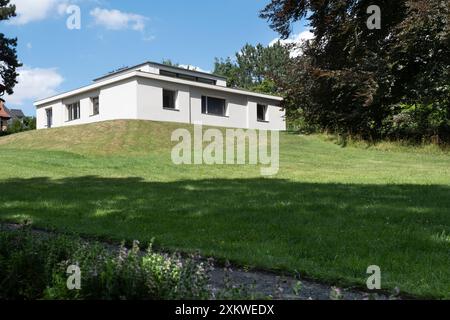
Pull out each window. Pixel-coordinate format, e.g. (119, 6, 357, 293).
(257, 104, 268, 122)
(163, 89, 177, 109)
(46, 108, 53, 128)
(67, 101, 80, 121)
(159, 69, 217, 85)
(197, 77, 216, 85)
(178, 74, 196, 81)
(160, 70, 177, 78)
(201, 96, 226, 116)
(91, 97, 99, 115)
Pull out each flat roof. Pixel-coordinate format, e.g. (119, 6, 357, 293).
(93, 61, 227, 82)
(35, 70, 283, 106)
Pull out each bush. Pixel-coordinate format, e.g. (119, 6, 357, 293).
(382, 103, 450, 144)
(0, 227, 211, 300)
(4, 117, 36, 136)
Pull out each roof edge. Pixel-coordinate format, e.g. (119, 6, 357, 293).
(93, 61, 227, 82)
(35, 70, 283, 106)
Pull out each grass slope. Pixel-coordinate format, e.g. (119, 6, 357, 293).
(0, 120, 449, 298)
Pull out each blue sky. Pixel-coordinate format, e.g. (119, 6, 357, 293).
(2, 0, 308, 115)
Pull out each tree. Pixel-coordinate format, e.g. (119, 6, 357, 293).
(213, 42, 291, 94)
(161, 59, 180, 68)
(260, 0, 450, 141)
(0, 0, 21, 96)
(23, 116, 36, 130)
(213, 57, 241, 88)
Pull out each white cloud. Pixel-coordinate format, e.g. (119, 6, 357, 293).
(5, 66, 64, 106)
(90, 8, 148, 31)
(8, 0, 59, 25)
(270, 30, 315, 58)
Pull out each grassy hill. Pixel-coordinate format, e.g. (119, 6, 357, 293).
(0, 120, 449, 298)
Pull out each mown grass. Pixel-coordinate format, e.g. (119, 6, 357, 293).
(0, 120, 449, 298)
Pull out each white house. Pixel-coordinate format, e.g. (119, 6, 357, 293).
(34, 61, 285, 131)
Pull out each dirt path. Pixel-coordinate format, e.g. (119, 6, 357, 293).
(208, 265, 391, 300)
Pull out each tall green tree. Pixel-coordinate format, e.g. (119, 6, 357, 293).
(0, 0, 21, 96)
(260, 0, 450, 141)
(213, 42, 291, 94)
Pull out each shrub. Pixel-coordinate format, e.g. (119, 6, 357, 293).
(382, 103, 450, 144)
(0, 227, 211, 300)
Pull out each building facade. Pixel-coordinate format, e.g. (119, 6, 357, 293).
(35, 62, 286, 131)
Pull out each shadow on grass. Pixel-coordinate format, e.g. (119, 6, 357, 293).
(1, 176, 449, 298)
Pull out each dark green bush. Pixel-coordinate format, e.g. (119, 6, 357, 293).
(0, 227, 211, 300)
(381, 103, 450, 144)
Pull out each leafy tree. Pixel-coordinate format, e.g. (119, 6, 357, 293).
(23, 116, 36, 130)
(161, 59, 180, 67)
(6, 117, 36, 135)
(260, 0, 450, 142)
(0, 0, 21, 96)
(213, 57, 241, 88)
(213, 42, 291, 94)
(7, 118, 22, 134)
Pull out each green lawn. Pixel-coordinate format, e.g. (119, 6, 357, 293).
(1, 120, 449, 298)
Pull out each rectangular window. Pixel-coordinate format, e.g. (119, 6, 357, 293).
(67, 101, 80, 121)
(46, 108, 53, 128)
(91, 97, 99, 115)
(197, 77, 216, 85)
(257, 104, 268, 121)
(163, 89, 177, 109)
(160, 70, 177, 78)
(201, 96, 226, 116)
(159, 69, 217, 85)
(178, 74, 196, 82)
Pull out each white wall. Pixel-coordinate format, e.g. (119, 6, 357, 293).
(36, 79, 137, 129)
(136, 78, 190, 124)
(247, 99, 286, 131)
(37, 77, 285, 131)
(190, 87, 248, 129)
(137, 80, 285, 130)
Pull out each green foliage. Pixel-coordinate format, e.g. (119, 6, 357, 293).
(382, 103, 450, 143)
(23, 117, 36, 130)
(5, 117, 36, 135)
(0, 0, 21, 95)
(161, 59, 179, 67)
(260, 0, 450, 143)
(0, 227, 211, 300)
(213, 42, 290, 95)
(0, 228, 79, 299)
(8, 119, 22, 133)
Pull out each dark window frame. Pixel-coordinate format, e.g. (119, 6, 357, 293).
(178, 74, 196, 81)
(159, 70, 217, 86)
(67, 101, 81, 121)
(160, 70, 177, 78)
(257, 104, 268, 122)
(91, 97, 100, 116)
(201, 95, 227, 117)
(46, 108, 53, 128)
(197, 77, 216, 85)
(163, 89, 177, 109)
